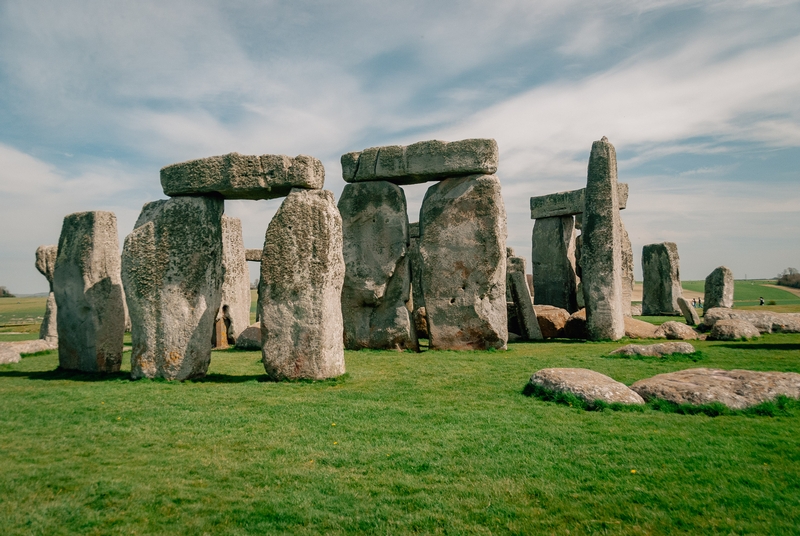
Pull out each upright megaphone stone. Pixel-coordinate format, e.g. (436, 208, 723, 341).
(217, 215, 252, 344)
(420, 174, 508, 350)
(122, 196, 223, 380)
(704, 266, 734, 313)
(54, 211, 125, 372)
(35, 245, 58, 343)
(531, 216, 578, 312)
(581, 137, 624, 341)
(339, 181, 417, 351)
(642, 242, 682, 315)
(260, 189, 345, 380)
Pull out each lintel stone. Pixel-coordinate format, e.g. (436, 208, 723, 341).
(530, 183, 628, 219)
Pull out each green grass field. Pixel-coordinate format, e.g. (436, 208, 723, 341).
(682, 279, 800, 309)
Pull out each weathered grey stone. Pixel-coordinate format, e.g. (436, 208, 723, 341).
(678, 297, 701, 326)
(235, 323, 261, 350)
(35, 245, 57, 288)
(581, 137, 625, 341)
(533, 305, 570, 338)
(408, 222, 425, 315)
(122, 196, 224, 380)
(54, 211, 125, 372)
(702, 308, 800, 334)
(413, 306, 429, 339)
(528, 368, 644, 405)
(708, 319, 761, 340)
(624, 316, 659, 339)
(631, 368, 800, 409)
(342, 139, 498, 185)
(245, 249, 262, 262)
(260, 189, 345, 379)
(0, 339, 57, 365)
(563, 309, 588, 339)
(531, 215, 578, 312)
(507, 255, 542, 340)
(339, 181, 416, 351)
(529, 183, 628, 219)
(620, 222, 634, 317)
(217, 215, 252, 344)
(39, 292, 58, 343)
(610, 341, 695, 357)
(419, 174, 507, 350)
(642, 242, 682, 315)
(654, 321, 700, 340)
(704, 266, 734, 313)
(630, 304, 642, 316)
(161, 153, 324, 200)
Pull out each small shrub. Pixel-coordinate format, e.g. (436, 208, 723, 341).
(777, 272, 800, 289)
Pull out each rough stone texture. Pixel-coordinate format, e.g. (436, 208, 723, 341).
(0, 339, 58, 365)
(260, 189, 345, 380)
(678, 296, 701, 326)
(408, 222, 425, 316)
(624, 317, 659, 339)
(642, 242, 682, 316)
(630, 368, 800, 409)
(531, 216, 578, 312)
(235, 323, 262, 350)
(245, 248, 262, 262)
(704, 266, 734, 313)
(581, 137, 625, 340)
(708, 319, 761, 341)
(122, 196, 224, 380)
(530, 183, 628, 219)
(528, 368, 644, 405)
(35, 245, 58, 287)
(218, 216, 252, 343)
(533, 305, 570, 338)
(630, 304, 642, 316)
(563, 309, 589, 339)
(620, 222, 634, 317)
(413, 307, 429, 339)
(702, 308, 800, 334)
(506, 255, 542, 340)
(610, 342, 695, 357)
(161, 153, 324, 200)
(339, 181, 416, 351)
(39, 293, 58, 343)
(54, 211, 126, 372)
(342, 139, 498, 185)
(419, 174, 507, 350)
(35, 245, 59, 343)
(654, 321, 700, 340)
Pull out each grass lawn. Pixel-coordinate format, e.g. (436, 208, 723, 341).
(1, 333, 799, 534)
(682, 279, 800, 309)
(0, 296, 48, 326)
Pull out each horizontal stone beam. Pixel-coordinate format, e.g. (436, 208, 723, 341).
(530, 183, 628, 219)
(341, 139, 498, 185)
(245, 249, 262, 262)
(161, 153, 324, 200)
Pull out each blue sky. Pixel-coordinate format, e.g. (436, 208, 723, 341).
(1, 0, 798, 294)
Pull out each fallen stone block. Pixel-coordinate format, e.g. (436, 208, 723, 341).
(527, 368, 644, 405)
(654, 321, 701, 340)
(563, 309, 588, 339)
(235, 323, 262, 350)
(702, 308, 800, 334)
(708, 319, 761, 340)
(0, 339, 57, 365)
(610, 342, 695, 357)
(678, 296, 700, 326)
(624, 317, 659, 339)
(533, 305, 570, 338)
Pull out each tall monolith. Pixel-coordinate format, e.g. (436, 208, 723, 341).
(35, 245, 58, 342)
(704, 266, 734, 313)
(217, 215, 252, 345)
(620, 222, 634, 316)
(641, 242, 682, 315)
(531, 215, 578, 312)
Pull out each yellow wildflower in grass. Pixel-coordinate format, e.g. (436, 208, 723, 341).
(630, 469, 636, 474)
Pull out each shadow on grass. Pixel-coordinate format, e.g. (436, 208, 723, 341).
(0, 368, 130, 382)
(602, 351, 706, 363)
(716, 343, 800, 351)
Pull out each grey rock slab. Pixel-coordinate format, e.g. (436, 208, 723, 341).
(507, 255, 542, 340)
(219, 216, 252, 342)
(678, 296, 700, 326)
(341, 139, 498, 185)
(533, 305, 570, 338)
(529, 183, 628, 219)
(642, 242, 682, 315)
(339, 181, 416, 351)
(654, 321, 700, 340)
(0, 339, 57, 365)
(702, 308, 800, 333)
(531, 215, 578, 312)
(39, 292, 58, 343)
(611, 341, 695, 357)
(704, 266, 734, 313)
(624, 317, 659, 339)
(708, 319, 761, 340)
(528, 368, 644, 405)
(260, 189, 345, 380)
(620, 221, 634, 317)
(235, 323, 261, 350)
(408, 221, 425, 313)
(419, 174, 508, 350)
(35, 245, 58, 289)
(581, 137, 625, 341)
(54, 211, 126, 372)
(122, 196, 224, 380)
(631, 368, 800, 409)
(161, 153, 324, 200)
(245, 248, 262, 262)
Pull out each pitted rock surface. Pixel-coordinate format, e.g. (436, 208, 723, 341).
(528, 368, 644, 405)
(708, 319, 761, 340)
(630, 368, 800, 409)
(654, 321, 700, 340)
(245, 249, 262, 262)
(641, 242, 682, 316)
(610, 342, 695, 357)
(235, 323, 262, 350)
(218, 216, 251, 342)
(35, 245, 58, 287)
(507, 255, 542, 340)
(703, 308, 800, 334)
(624, 316, 658, 339)
(531, 216, 578, 312)
(704, 266, 734, 313)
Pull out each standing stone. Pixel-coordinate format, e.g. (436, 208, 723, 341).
(35, 245, 58, 343)
(642, 242, 682, 315)
(507, 255, 543, 340)
(420, 174, 507, 350)
(581, 137, 625, 341)
(339, 181, 417, 351)
(704, 266, 734, 313)
(531, 215, 578, 312)
(122, 196, 224, 380)
(620, 222, 634, 317)
(678, 297, 701, 326)
(54, 211, 125, 372)
(217, 215, 252, 344)
(408, 222, 425, 313)
(260, 189, 345, 380)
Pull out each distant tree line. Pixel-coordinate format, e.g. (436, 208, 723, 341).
(777, 268, 800, 289)
(0, 286, 14, 297)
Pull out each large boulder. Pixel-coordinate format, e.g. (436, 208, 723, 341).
(581, 137, 625, 340)
(160, 153, 324, 200)
(54, 211, 126, 373)
(641, 242, 682, 315)
(528, 368, 644, 405)
(0, 339, 58, 365)
(563, 309, 588, 339)
(534, 305, 570, 338)
(531, 215, 578, 312)
(339, 181, 416, 351)
(703, 308, 800, 334)
(260, 189, 345, 380)
(218, 215, 252, 343)
(654, 321, 700, 340)
(235, 323, 261, 350)
(122, 196, 224, 380)
(624, 316, 658, 339)
(610, 342, 695, 357)
(677, 296, 701, 326)
(341, 139, 498, 185)
(631, 368, 800, 409)
(704, 266, 734, 313)
(420, 174, 507, 350)
(708, 319, 761, 340)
